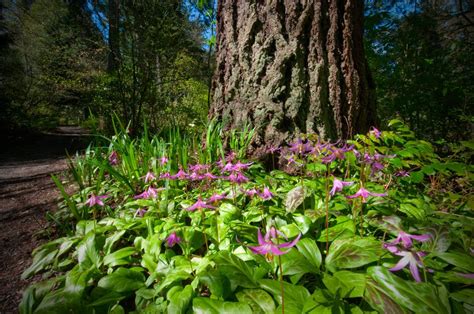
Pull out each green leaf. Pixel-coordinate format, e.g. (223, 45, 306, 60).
(213, 251, 258, 289)
(104, 230, 126, 255)
(436, 252, 474, 272)
(367, 266, 451, 314)
(22, 249, 58, 279)
(409, 171, 424, 183)
(64, 265, 94, 295)
(296, 238, 322, 271)
(325, 237, 382, 272)
(322, 271, 366, 298)
(77, 234, 101, 269)
(97, 268, 145, 293)
(219, 203, 240, 222)
(364, 279, 408, 314)
(34, 289, 87, 314)
(198, 270, 231, 299)
(280, 249, 314, 277)
(317, 217, 355, 242)
(103, 247, 136, 267)
(259, 279, 310, 311)
(168, 285, 194, 314)
(236, 289, 276, 314)
(399, 200, 427, 220)
(450, 289, 474, 305)
(192, 298, 252, 314)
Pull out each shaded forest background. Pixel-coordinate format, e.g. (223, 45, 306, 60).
(0, 0, 472, 141)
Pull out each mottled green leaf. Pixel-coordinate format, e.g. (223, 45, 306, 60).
(192, 297, 252, 314)
(97, 267, 145, 293)
(367, 266, 450, 314)
(168, 285, 194, 314)
(296, 238, 322, 271)
(213, 251, 257, 289)
(236, 289, 276, 314)
(325, 237, 382, 272)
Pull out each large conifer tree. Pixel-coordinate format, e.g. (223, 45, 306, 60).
(210, 0, 377, 155)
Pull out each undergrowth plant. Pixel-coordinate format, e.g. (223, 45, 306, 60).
(21, 119, 473, 314)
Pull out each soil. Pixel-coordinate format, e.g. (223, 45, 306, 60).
(0, 127, 90, 313)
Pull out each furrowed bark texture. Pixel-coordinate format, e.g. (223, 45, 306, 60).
(210, 0, 376, 156)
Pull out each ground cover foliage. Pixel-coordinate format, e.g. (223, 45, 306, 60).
(21, 120, 473, 313)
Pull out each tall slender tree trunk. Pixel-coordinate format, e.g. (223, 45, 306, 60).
(107, 0, 120, 73)
(210, 0, 376, 156)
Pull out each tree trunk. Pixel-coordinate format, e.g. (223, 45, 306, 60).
(107, 0, 120, 73)
(210, 0, 377, 156)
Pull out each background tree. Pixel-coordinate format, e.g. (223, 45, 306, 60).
(365, 0, 473, 141)
(209, 0, 377, 155)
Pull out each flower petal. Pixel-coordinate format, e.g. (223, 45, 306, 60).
(278, 233, 301, 249)
(409, 258, 422, 282)
(389, 255, 410, 272)
(257, 229, 265, 245)
(410, 234, 432, 243)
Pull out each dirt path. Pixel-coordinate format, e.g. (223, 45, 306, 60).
(0, 127, 89, 313)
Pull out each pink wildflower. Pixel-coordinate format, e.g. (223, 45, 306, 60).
(160, 156, 169, 165)
(259, 187, 274, 200)
(248, 228, 301, 256)
(207, 192, 227, 203)
(186, 197, 215, 212)
(346, 187, 387, 203)
(85, 194, 108, 207)
(109, 151, 119, 166)
(390, 231, 432, 249)
(166, 232, 181, 247)
(330, 178, 354, 196)
(144, 171, 156, 183)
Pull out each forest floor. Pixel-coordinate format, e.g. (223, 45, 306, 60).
(0, 127, 90, 313)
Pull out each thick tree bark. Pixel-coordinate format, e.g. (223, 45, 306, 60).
(210, 0, 377, 156)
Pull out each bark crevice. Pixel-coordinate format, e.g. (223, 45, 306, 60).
(210, 0, 376, 158)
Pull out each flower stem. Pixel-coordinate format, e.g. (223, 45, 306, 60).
(200, 208, 209, 251)
(325, 165, 330, 252)
(278, 255, 285, 314)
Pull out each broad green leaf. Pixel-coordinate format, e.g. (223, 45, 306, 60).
(317, 217, 355, 242)
(296, 238, 322, 271)
(364, 279, 408, 314)
(367, 266, 451, 314)
(436, 252, 474, 272)
(192, 297, 252, 314)
(156, 269, 192, 293)
(97, 267, 145, 293)
(64, 265, 94, 295)
(259, 278, 310, 311)
(103, 247, 136, 267)
(213, 251, 257, 289)
(322, 271, 366, 298)
(409, 171, 424, 183)
(450, 289, 474, 305)
(399, 201, 426, 220)
(168, 285, 194, 314)
(77, 234, 101, 269)
(280, 249, 314, 277)
(104, 230, 126, 255)
(34, 289, 87, 314)
(198, 270, 231, 299)
(325, 237, 382, 272)
(236, 289, 276, 314)
(219, 203, 240, 222)
(22, 249, 58, 279)
(19, 278, 61, 314)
